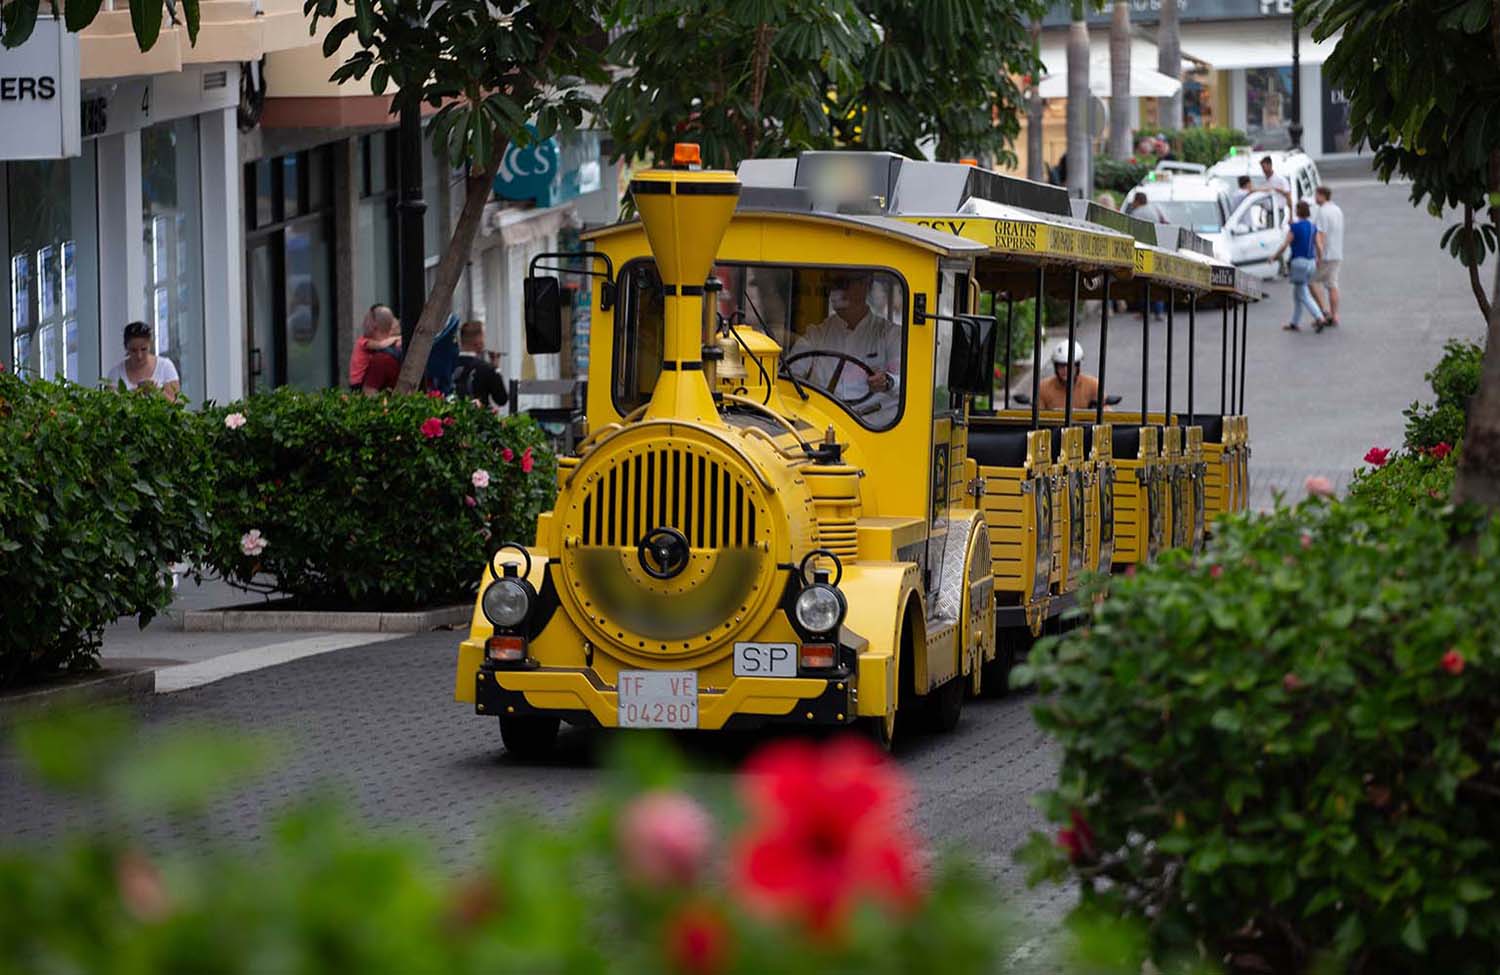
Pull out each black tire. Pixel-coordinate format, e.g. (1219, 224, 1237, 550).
(861, 710, 897, 752)
(982, 629, 1032, 698)
(925, 676, 965, 733)
(498, 715, 560, 759)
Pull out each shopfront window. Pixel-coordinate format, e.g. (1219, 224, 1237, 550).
(356, 131, 399, 314)
(1322, 66, 1354, 154)
(1246, 67, 1295, 149)
(613, 260, 907, 430)
(6, 147, 99, 382)
(142, 117, 205, 403)
(244, 145, 337, 392)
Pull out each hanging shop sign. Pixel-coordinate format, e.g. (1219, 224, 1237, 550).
(494, 126, 604, 209)
(0, 18, 81, 160)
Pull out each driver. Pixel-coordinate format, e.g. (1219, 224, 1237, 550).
(786, 271, 902, 420)
(1037, 340, 1104, 411)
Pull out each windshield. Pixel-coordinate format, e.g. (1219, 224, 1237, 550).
(612, 260, 908, 430)
(1153, 200, 1224, 233)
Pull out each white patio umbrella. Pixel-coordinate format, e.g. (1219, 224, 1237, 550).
(1036, 63, 1181, 100)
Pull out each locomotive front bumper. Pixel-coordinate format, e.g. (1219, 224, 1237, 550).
(463, 647, 857, 731)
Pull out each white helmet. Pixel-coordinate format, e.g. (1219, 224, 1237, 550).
(1051, 339, 1085, 367)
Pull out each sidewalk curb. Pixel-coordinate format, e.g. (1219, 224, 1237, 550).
(0, 668, 155, 716)
(181, 604, 470, 633)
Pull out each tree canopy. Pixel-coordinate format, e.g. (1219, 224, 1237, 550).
(2, 0, 195, 50)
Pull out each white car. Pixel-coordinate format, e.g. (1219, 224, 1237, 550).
(1206, 147, 1322, 211)
(1124, 172, 1289, 278)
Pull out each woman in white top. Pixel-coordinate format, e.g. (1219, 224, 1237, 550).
(105, 321, 180, 402)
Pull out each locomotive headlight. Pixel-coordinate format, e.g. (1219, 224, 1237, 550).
(794, 584, 845, 635)
(482, 578, 533, 629)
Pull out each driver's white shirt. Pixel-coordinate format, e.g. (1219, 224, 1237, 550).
(788, 309, 903, 406)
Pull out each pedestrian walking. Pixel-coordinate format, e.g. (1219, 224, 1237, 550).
(452, 320, 509, 410)
(105, 321, 180, 402)
(1272, 200, 1330, 332)
(1310, 185, 1344, 328)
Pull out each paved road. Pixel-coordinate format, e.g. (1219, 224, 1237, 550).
(0, 164, 1483, 951)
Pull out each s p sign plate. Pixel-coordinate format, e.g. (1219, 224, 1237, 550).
(734, 642, 797, 678)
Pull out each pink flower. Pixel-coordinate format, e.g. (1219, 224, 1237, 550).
(1431, 442, 1453, 460)
(224, 412, 247, 430)
(1300, 533, 1313, 550)
(427, 389, 443, 399)
(501, 447, 515, 463)
(442, 416, 455, 427)
(116, 850, 171, 922)
(1304, 475, 1335, 498)
(1283, 672, 1303, 692)
(464, 495, 477, 508)
(420, 417, 444, 440)
(1209, 564, 1223, 579)
(521, 446, 535, 474)
(239, 529, 267, 557)
(471, 469, 491, 489)
(1442, 649, 1465, 675)
(1363, 447, 1390, 467)
(618, 791, 714, 888)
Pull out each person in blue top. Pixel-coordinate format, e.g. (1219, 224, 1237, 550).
(1272, 200, 1330, 332)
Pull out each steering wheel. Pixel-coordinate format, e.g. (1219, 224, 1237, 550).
(780, 350, 881, 406)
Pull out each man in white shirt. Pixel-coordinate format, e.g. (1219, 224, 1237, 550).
(787, 271, 902, 426)
(1311, 185, 1345, 327)
(1260, 156, 1293, 208)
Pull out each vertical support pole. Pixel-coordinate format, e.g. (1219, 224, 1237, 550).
(1031, 266, 1045, 431)
(1229, 302, 1239, 414)
(1004, 293, 1015, 411)
(1220, 303, 1229, 414)
(1140, 282, 1150, 428)
(396, 100, 427, 348)
(1064, 268, 1079, 426)
(1164, 287, 1174, 422)
(1187, 295, 1196, 421)
(1097, 277, 1111, 426)
(1239, 300, 1250, 413)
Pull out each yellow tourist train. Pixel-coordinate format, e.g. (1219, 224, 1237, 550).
(453, 148, 1259, 755)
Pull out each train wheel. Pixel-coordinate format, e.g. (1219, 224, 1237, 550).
(498, 715, 560, 759)
(925, 677, 965, 733)
(862, 708, 897, 752)
(982, 630, 1032, 698)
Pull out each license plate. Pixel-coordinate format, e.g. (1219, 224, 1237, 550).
(617, 671, 698, 729)
(734, 642, 797, 678)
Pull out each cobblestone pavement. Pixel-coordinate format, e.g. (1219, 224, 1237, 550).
(0, 166, 1482, 959)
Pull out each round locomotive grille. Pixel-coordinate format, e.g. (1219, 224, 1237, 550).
(558, 431, 778, 661)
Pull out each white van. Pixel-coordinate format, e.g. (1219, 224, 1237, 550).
(1123, 171, 1289, 278)
(1206, 147, 1322, 211)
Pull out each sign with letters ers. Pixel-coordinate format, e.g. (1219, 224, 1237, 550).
(0, 18, 81, 161)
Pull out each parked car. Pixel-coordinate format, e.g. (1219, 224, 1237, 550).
(1125, 171, 1289, 278)
(1206, 147, 1322, 211)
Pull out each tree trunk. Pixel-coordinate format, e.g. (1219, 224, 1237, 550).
(1027, 18, 1044, 182)
(1066, 17, 1091, 196)
(1109, 1, 1132, 159)
(395, 152, 505, 393)
(1452, 256, 1500, 511)
(1157, 0, 1182, 130)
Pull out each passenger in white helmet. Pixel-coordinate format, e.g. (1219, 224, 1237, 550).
(1037, 339, 1103, 411)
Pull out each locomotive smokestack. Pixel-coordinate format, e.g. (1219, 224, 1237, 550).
(629, 144, 740, 424)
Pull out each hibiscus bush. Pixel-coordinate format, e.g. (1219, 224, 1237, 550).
(202, 390, 555, 610)
(0, 708, 1145, 974)
(1350, 442, 1456, 514)
(0, 375, 211, 686)
(1017, 494, 1500, 974)
(1403, 339, 1482, 451)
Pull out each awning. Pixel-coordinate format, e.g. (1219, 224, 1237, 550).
(894, 198, 1136, 270)
(1176, 22, 1337, 69)
(1036, 65, 1180, 99)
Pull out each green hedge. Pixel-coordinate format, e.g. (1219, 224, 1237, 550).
(1094, 156, 1154, 194)
(0, 375, 211, 687)
(202, 390, 556, 611)
(1018, 493, 1500, 973)
(1133, 127, 1249, 166)
(1404, 340, 1482, 450)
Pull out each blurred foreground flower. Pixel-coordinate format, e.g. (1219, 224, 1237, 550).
(618, 790, 714, 888)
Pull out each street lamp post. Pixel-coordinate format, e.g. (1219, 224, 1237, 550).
(396, 99, 428, 348)
(1288, 8, 1303, 150)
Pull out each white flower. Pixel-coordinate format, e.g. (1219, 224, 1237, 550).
(240, 529, 268, 557)
(224, 412, 247, 430)
(471, 468, 491, 490)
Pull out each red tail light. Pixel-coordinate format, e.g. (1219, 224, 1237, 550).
(799, 643, 836, 670)
(487, 635, 526, 662)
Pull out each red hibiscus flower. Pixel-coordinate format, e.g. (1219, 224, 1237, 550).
(1209, 564, 1223, 579)
(520, 446, 535, 474)
(663, 904, 732, 975)
(501, 447, 515, 463)
(427, 389, 444, 399)
(1283, 672, 1303, 692)
(1431, 442, 1452, 460)
(420, 417, 444, 440)
(442, 416, 456, 427)
(1055, 809, 1096, 865)
(1442, 649, 1465, 675)
(1364, 447, 1390, 467)
(732, 737, 921, 936)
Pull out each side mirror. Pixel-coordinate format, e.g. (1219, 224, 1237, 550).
(946, 316, 979, 393)
(524, 276, 564, 354)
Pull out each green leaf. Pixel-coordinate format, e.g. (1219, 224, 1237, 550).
(129, 0, 165, 51)
(1456, 878, 1493, 902)
(63, 0, 104, 34)
(1400, 915, 1426, 953)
